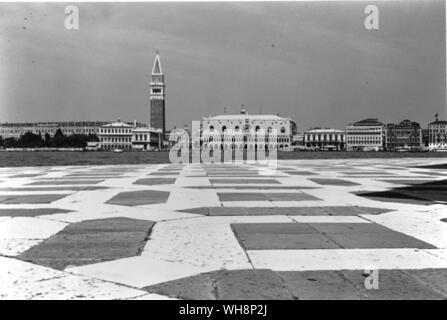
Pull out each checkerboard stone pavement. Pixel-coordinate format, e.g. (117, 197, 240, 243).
(1, 158, 447, 299)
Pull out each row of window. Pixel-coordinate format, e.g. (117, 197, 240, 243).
(204, 137, 290, 143)
(305, 135, 345, 142)
(207, 126, 287, 134)
(100, 137, 131, 143)
(134, 134, 150, 141)
(347, 141, 382, 145)
(430, 130, 446, 133)
(99, 128, 132, 134)
(0, 128, 97, 134)
(102, 145, 132, 150)
(202, 144, 289, 150)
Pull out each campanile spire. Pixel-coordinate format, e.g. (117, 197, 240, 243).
(150, 51, 166, 136)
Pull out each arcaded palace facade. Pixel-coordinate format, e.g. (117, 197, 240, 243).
(201, 108, 297, 150)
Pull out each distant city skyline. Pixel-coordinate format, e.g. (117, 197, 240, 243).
(0, 1, 445, 130)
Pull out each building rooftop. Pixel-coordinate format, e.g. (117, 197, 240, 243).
(349, 118, 383, 126)
(203, 114, 291, 121)
(0, 121, 109, 127)
(387, 120, 420, 128)
(101, 122, 133, 128)
(305, 128, 345, 133)
(429, 120, 447, 125)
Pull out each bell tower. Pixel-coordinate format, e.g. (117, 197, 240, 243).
(150, 51, 165, 135)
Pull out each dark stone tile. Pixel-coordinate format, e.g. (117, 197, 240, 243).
(284, 171, 318, 176)
(133, 178, 176, 186)
(340, 270, 446, 300)
(65, 173, 123, 177)
(267, 193, 321, 201)
(232, 223, 316, 235)
(343, 171, 392, 175)
(0, 208, 73, 217)
(279, 271, 365, 300)
(144, 273, 216, 300)
(212, 269, 295, 300)
(406, 269, 447, 297)
(186, 186, 318, 190)
(308, 223, 392, 234)
(148, 172, 178, 176)
(177, 206, 391, 216)
(19, 217, 155, 270)
(62, 218, 154, 234)
(0, 194, 68, 204)
(217, 192, 320, 202)
(236, 233, 340, 250)
(324, 206, 391, 216)
(309, 178, 360, 186)
(218, 193, 268, 201)
(309, 223, 435, 249)
(106, 190, 170, 206)
(326, 232, 435, 249)
(232, 222, 435, 250)
(63, 175, 125, 179)
(140, 269, 447, 300)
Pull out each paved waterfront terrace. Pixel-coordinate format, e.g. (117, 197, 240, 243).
(0, 158, 447, 299)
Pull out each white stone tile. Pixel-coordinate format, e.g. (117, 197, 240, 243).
(166, 189, 220, 210)
(0, 217, 67, 239)
(127, 293, 177, 300)
(363, 211, 447, 249)
(290, 216, 371, 223)
(175, 177, 211, 187)
(0, 258, 148, 300)
(247, 249, 447, 271)
(0, 239, 42, 256)
(423, 249, 447, 263)
(141, 216, 292, 271)
(0, 256, 66, 289)
(67, 256, 207, 288)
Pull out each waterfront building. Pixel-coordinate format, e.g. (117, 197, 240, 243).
(0, 121, 108, 139)
(428, 115, 447, 150)
(292, 133, 304, 146)
(201, 108, 296, 150)
(385, 120, 422, 150)
(304, 128, 346, 151)
(98, 119, 162, 151)
(98, 119, 133, 151)
(132, 127, 163, 150)
(346, 118, 385, 151)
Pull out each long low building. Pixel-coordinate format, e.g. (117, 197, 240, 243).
(0, 121, 109, 139)
(304, 128, 346, 151)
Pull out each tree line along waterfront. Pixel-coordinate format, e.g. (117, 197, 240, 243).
(0, 129, 98, 149)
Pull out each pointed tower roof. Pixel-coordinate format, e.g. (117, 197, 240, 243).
(152, 51, 162, 75)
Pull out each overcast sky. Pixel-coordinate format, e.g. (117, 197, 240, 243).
(0, 1, 445, 130)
